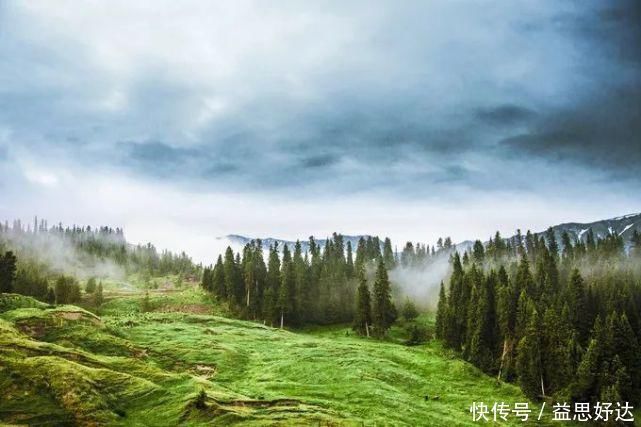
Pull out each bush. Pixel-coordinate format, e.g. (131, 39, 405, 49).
(405, 324, 428, 346)
(401, 298, 419, 322)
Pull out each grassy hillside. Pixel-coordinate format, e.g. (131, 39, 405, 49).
(0, 288, 547, 426)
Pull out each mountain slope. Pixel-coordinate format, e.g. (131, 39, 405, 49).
(0, 290, 544, 426)
(532, 212, 641, 250)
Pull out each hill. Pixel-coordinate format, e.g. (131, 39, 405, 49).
(540, 212, 641, 250)
(0, 290, 543, 426)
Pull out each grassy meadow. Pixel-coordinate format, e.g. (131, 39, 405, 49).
(1, 283, 550, 426)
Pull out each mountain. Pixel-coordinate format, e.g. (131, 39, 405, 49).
(532, 212, 641, 250)
(216, 234, 375, 255)
(216, 212, 641, 259)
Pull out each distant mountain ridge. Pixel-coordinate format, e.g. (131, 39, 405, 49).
(534, 212, 641, 250)
(218, 234, 374, 253)
(219, 212, 641, 256)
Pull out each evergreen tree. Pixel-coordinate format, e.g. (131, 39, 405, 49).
(468, 270, 499, 373)
(516, 304, 544, 399)
(94, 282, 104, 307)
(278, 245, 296, 328)
(353, 267, 372, 336)
(561, 231, 574, 262)
(54, 276, 81, 304)
(372, 259, 396, 337)
(263, 244, 281, 325)
(85, 277, 97, 294)
(223, 247, 242, 308)
(293, 240, 309, 321)
(472, 240, 485, 264)
(212, 255, 226, 299)
(345, 241, 355, 279)
(45, 287, 55, 304)
(383, 237, 395, 268)
(541, 307, 572, 395)
(545, 226, 559, 259)
(631, 230, 641, 258)
(573, 330, 602, 402)
(0, 251, 17, 293)
(435, 281, 446, 339)
(567, 268, 589, 346)
(445, 252, 465, 350)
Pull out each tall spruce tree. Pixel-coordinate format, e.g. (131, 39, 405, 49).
(383, 237, 395, 268)
(353, 266, 372, 337)
(372, 259, 396, 337)
(263, 244, 281, 325)
(435, 281, 447, 339)
(212, 255, 226, 299)
(516, 303, 544, 399)
(0, 251, 17, 293)
(278, 245, 296, 328)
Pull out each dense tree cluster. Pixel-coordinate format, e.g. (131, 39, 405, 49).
(202, 233, 400, 333)
(0, 218, 199, 279)
(0, 218, 200, 304)
(436, 227, 641, 405)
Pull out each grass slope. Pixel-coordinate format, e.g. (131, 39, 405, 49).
(0, 290, 548, 426)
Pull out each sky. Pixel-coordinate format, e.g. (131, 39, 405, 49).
(0, 1, 640, 264)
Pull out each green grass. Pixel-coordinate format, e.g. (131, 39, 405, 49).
(0, 290, 551, 426)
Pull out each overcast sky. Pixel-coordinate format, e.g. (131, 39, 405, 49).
(1, 1, 639, 263)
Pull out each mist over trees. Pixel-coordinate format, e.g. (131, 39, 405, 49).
(437, 228, 641, 405)
(201, 233, 455, 336)
(0, 218, 200, 304)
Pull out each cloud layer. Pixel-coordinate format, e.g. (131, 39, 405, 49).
(0, 1, 639, 261)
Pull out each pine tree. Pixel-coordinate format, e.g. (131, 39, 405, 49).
(354, 237, 367, 273)
(0, 251, 17, 293)
(610, 313, 641, 402)
(541, 307, 572, 395)
(631, 230, 641, 258)
(435, 281, 447, 339)
(516, 303, 544, 399)
(94, 282, 104, 307)
(468, 270, 499, 373)
(383, 237, 395, 268)
(293, 240, 309, 322)
(345, 241, 355, 279)
(472, 240, 485, 264)
(573, 336, 601, 402)
(353, 267, 372, 336)
(445, 252, 465, 350)
(372, 259, 396, 337)
(278, 245, 295, 328)
(85, 277, 97, 293)
(545, 227, 559, 259)
(263, 244, 281, 325)
(567, 268, 589, 346)
(212, 255, 226, 299)
(515, 256, 534, 299)
(586, 228, 596, 255)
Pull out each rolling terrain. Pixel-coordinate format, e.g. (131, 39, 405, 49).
(1, 285, 544, 426)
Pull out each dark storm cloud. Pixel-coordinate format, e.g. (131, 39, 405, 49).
(500, 86, 641, 172)
(498, 0, 641, 175)
(476, 105, 537, 127)
(0, 1, 639, 198)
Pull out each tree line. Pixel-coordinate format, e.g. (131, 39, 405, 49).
(201, 232, 455, 335)
(0, 218, 198, 304)
(201, 233, 397, 329)
(436, 227, 641, 405)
